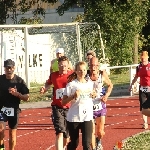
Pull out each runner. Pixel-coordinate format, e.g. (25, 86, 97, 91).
(50, 48, 73, 73)
(87, 57, 113, 150)
(40, 56, 73, 150)
(0, 59, 29, 150)
(86, 50, 96, 68)
(62, 61, 95, 150)
(129, 51, 150, 129)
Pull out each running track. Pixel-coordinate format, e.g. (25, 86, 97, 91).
(4, 96, 147, 150)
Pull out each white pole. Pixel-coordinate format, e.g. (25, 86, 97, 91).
(76, 24, 82, 61)
(129, 65, 133, 96)
(97, 25, 105, 60)
(24, 27, 30, 89)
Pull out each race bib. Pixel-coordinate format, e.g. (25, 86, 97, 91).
(1, 107, 14, 116)
(56, 88, 65, 99)
(79, 104, 87, 115)
(93, 103, 103, 111)
(140, 86, 150, 93)
(93, 99, 103, 111)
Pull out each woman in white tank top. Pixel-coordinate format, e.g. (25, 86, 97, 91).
(62, 61, 95, 150)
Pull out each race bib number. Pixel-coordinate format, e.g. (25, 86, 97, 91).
(1, 107, 14, 116)
(79, 105, 87, 115)
(140, 86, 150, 93)
(56, 88, 65, 99)
(93, 99, 103, 111)
(93, 103, 103, 111)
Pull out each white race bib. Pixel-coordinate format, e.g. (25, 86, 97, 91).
(79, 104, 87, 115)
(93, 103, 103, 111)
(1, 107, 14, 116)
(56, 88, 65, 99)
(93, 99, 103, 111)
(140, 86, 150, 93)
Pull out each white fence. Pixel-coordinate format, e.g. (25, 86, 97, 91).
(108, 64, 139, 97)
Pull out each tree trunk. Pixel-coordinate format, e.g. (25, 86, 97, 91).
(133, 34, 139, 64)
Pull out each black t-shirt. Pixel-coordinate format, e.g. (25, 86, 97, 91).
(0, 74, 29, 109)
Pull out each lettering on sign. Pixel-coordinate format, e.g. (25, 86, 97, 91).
(18, 54, 42, 68)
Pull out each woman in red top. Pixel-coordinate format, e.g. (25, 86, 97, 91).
(129, 51, 150, 129)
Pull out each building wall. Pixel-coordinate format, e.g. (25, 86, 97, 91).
(6, 0, 84, 24)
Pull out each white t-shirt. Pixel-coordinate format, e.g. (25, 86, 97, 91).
(63, 79, 94, 122)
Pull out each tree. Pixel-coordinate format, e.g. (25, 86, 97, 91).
(0, 0, 54, 24)
(53, 0, 150, 66)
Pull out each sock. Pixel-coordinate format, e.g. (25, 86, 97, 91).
(0, 144, 4, 150)
(0, 144, 4, 148)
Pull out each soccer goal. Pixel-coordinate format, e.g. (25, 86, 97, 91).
(0, 22, 105, 88)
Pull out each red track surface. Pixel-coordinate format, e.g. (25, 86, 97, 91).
(4, 96, 147, 150)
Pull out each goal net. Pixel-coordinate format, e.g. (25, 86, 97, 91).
(0, 22, 105, 88)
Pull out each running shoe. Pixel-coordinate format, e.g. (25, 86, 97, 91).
(96, 137, 103, 150)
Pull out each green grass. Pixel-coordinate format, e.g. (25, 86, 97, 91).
(122, 131, 150, 150)
(20, 83, 52, 103)
(109, 71, 130, 87)
(23, 72, 130, 103)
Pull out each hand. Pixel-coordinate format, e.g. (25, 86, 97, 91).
(101, 95, 108, 103)
(74, 90, 81, 99)
(8, 86, 20, 97)
(128, 85, 132, 92)
(40, 86, 45, 94)
(0, 122, 4, 132)
(90, 90, 97, 99)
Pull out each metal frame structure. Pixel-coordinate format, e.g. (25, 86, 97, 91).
(0, 22, 105, 88)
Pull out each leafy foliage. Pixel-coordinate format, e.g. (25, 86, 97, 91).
(1, 0, 150, 66)
(55, 0, 150, 66)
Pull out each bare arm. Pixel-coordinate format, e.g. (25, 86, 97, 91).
(62, 90, 80, 105)
(9, 87, 29, 101)
(40, 76, 52, 94)
(62, 95, 75, 106)
(44, 82, 51, 92)
(103, 70, 113, 98)
(130, 75, 138, 87)
(18, 94, 29, 101)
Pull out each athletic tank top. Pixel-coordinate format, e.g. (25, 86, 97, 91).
(137, 62, 150, 86)
(52, 59, 59, 72)
(86, 72, 106, 111)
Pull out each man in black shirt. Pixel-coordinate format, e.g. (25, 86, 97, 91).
(0, 59, 29, 150)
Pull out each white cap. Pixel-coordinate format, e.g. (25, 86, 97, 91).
(56, 48, 64, 53)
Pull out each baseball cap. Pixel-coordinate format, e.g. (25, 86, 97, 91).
(140, 51, 149, 58)
(56, 48, 64, 54)
(4, 59, 15, 67)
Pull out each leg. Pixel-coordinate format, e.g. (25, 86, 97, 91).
(9, 129, 17, 150)
(52, 106, 69, 150)
(95, 116, 105, 140)
(0, 121, 5, 150)
(0, 113, 7, 150)
(63, 109, 70, 149)
(95, 108, 106, 150)
(81, 121, 93, 150)
(56, 133, 64, 150)
(67, 122, 80, 150)
(139, 91, 148, 129)
(91, 119, 96, 150)
(8, 110, 19, 150)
